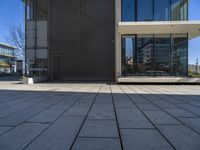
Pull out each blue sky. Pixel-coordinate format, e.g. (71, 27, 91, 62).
(0, 0, 199, 64)
(0, 0, 24, 43)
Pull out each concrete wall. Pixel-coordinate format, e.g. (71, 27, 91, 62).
(115, 0, 122, 80)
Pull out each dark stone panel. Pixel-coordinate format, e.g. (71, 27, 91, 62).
(49, 0, 115, 81)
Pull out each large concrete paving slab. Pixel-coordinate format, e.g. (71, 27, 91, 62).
(143, 110, 181, 125)
(164, 108, 199, 118)
(28, 109, 65, 123)
(79, 120, 119, 138)
(177, 103, 200, 116)
(24, 117, 84, 150)
(0, 106, 46, 126)
(0, 126, 12, 135)
(72, 138, 122, 150)
(0, 123, 48, 150)
(63, 107, 90, 117)
(157, 125, 200, 150)
(137, 103, 161, 111)
(116, 108, 154, 128)
(121, 129, 173, 150)
(0, 82, 200, 150)
(87, 103, 115, 120)
(179, 118, 200, 134)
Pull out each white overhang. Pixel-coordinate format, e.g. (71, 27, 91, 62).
(117, 21, 200, 39)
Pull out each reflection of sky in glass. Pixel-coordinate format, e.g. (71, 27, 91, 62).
(189, 0, 200, 64)
(137, 0, 153, 21)
(125, 38, 133, 58)
(122, 0, 135, 21)
(154, 0, 170, 21)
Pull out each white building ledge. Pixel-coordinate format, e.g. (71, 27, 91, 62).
(117, 21, 200, 39)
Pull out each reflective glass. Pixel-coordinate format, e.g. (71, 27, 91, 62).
(154, 35, 171, 75)
(137, 0, 153, 21)
(154, 0, 170, 21)
(122, 0, 135, 21)
(121, 36, 136, 75)
(171, 0, 188, 21)
(121, 34, 188, 76)
(171, 34, 188, 76)
(136, 35, 154, 75)
(26, 0, 34, 20)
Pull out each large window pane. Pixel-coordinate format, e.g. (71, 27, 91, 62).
(137, 35, 154, 75)
(180, 0, 188, 20)
(26, 0, 34, 20)
(122, 0, 135, 21)
(171, 34, 188, 76)
(154, 0, 170, 21)
(154, 35, 171, 75)
(121, 36, 136, 75)
(137, 0, 153, 21)
(171, 0, 188, 21)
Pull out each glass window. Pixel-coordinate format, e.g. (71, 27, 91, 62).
(26, 0, 34, 20)
(122, 0, 135, 21)
(171, 0, 188, 21)
(171, 34, 188, 76)
(136, 35, 154, 75)
(137, 0, 153, 21)
(180, 0, 188, 20)
(122, 36, 136, 75)
(154, 0, 170, 21)
(154, 35, 171, 75)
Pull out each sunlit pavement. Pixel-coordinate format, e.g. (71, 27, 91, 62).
(0, 81, 200, 150)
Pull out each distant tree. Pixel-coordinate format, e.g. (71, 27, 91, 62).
(6, 24, 25, 60)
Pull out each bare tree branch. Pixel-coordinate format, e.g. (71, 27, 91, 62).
(5, 24, 25, 60)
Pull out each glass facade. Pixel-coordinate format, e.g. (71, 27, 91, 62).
(0, 45, 16, 74)
(154, 35, 171, 75)
(121, 0, 188, 21)
(122, 0, 135, 21)
(0, 47, 15, 56)
(122, 36, 136, 75)
(154, 0, 170, 21)
(121, 34, 188, 76)
(136, 35, 154, 75)
(171, 34, 188, 76)
(137, 0, 153, 21)
(26, 0, 34, 20)
(25, 0, 48, 76)
(171, 0, 188, 21)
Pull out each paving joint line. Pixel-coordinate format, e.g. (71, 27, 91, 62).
(21, 86, 90, 150)
(129, 86, 200, 137)
(120, 85, 177, 150)
(69, 84, 103, 150)
(110, 85, 125, 150)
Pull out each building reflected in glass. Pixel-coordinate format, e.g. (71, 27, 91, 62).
(122, 34, 188, 76)
(121, 0, 188, 76)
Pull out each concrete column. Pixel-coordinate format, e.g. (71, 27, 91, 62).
(115, 0, 122, 82)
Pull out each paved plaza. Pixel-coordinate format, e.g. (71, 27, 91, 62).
(0, 81, 200, 150)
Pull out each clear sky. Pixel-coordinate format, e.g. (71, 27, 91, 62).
(0, 0, 24, 43)
(0, 0, 199, 64)
(189, 0, 200, 64)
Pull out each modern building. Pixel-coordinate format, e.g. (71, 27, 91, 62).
(0, 43, 17, 75)
(24, 0, 200, 82)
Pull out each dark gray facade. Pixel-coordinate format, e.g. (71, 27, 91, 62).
(49, 0, 115, 81)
